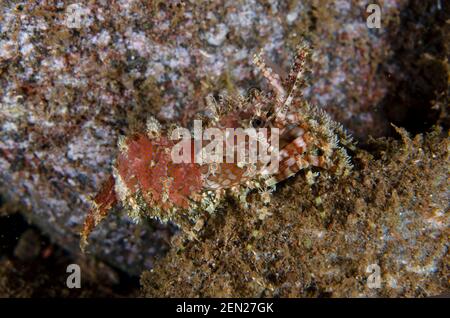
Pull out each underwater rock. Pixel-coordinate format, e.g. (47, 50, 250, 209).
(141, 128, 449, 297)
(0, 0, 447, 279)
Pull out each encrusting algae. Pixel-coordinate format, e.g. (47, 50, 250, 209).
(140, 127, 449, 297)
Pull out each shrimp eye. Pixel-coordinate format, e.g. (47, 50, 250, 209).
(251, 117, 265, 128)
